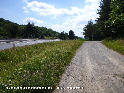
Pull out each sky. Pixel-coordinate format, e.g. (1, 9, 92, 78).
(0, 0, 100, 37)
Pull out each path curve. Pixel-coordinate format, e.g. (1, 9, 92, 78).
(54, 41, 124, 93)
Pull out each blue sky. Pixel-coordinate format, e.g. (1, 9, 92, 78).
(0, 0, 100, 37)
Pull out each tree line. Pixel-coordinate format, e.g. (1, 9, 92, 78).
(0, 18, 79, 40)
(83, 0, 124, 41)
(59, 30, 80, 40)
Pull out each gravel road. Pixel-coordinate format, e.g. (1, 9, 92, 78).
(54, 41, 124, 93)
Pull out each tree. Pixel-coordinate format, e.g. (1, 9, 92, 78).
(83, 20, 103, 41)
(68, 30, 75, 40)
(23, 22, 37, 38)
(83, 20, 94, 40)
(5, 23, 18, 38)
(59, 31, 68, 40)
(0, 18, 19, 39)
(84, 0, 124, 40)
(0, 18, 64, 39)
(97, 0, 112, 38)
(92, 23, 103, 40)
(108, 0, 124, 38)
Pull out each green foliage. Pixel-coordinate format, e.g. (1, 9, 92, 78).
(59, 31, 68, 40)
(83, 20, 94, 40)
(0, 18, 60, 39)
(59, 30, 79, 40)
(0, 18, 81, 40)
(102, 39, 124, 55)
(23, 22, 35, 38)
(107, 0, 124, 38)
(84, 0, 124, 40)
(0, 18, 19, 39)
(97, 0, 124, 39)
(83, 20, 102, 41)
(97, 0, 112, 38)
(68, 30, 75, 40)
(0, 40, 84, 93)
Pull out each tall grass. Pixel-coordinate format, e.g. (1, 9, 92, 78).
(0, 40, 84, 93)
(102, 39, 124, 55)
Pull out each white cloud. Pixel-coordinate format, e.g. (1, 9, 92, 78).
(23, 1, 86, 16)
(22, 0, 100, 37)
(49, 17, 86, 37)
(50, 24, 84, 37)
(85, 0, 100, 4)
(23, 17, 44, 26)
(49, 0, 99, 37)
(23, 0, 28, 3)
(23, 7, 29, 13)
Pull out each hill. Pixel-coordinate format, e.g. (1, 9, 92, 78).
(0, 18, 60, 39)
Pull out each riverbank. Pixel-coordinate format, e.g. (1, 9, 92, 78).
(0, 39, 60, 50)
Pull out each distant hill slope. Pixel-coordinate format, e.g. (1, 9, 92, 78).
(0, 18, 18, 39)
(0, 18, 60, 39)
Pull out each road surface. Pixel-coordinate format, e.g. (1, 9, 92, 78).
(54, 41, 124, 93)
(0, 39, 60, 50)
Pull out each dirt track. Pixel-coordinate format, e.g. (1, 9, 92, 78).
(54, 41, 124, 93)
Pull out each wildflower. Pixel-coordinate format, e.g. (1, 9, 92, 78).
(36, 70, 39, 73)
(24, 70, 26, 72)
(19, 68, 22, 70)
(18, 72, 21, 74)
(9, 83, 12, 86)
(9, 79, 11, 82)
(23, 74, 26, 77)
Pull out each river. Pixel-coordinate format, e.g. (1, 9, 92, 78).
(0, 39, 60, 50)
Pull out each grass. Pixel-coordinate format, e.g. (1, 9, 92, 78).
(102, 39, 124, 55)
(0, 40, 84, 93)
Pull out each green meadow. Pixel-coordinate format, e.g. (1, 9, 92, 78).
(102, 40, 124, 55)
(0, 40, 84, 93)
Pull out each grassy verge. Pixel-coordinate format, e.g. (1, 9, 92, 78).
(0, 40, 84, 93)
(102, 39, 124, 55)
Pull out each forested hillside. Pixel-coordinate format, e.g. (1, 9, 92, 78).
(83, 0, 124, 40)
(0, 18, 80, 40)
(0, 18, 60, 39)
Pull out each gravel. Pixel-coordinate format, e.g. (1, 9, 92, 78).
(53, 41, 124, 93)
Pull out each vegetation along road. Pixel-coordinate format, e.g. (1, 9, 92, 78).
(0, 40, 84, 93)
(54, 41, 124, 93)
